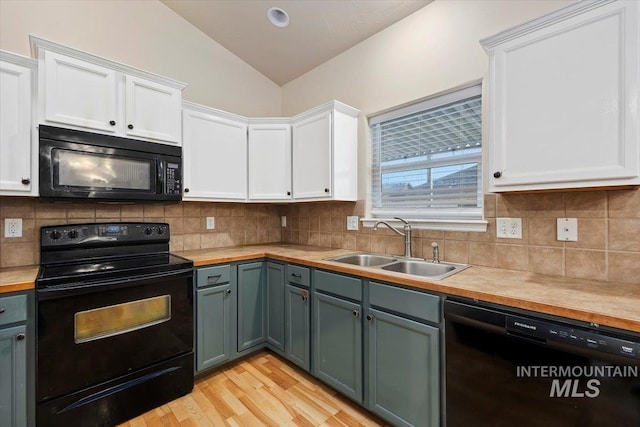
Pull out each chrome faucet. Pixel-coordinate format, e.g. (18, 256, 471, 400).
(431, 242, 440, 263)
(373, 217, 412, 258)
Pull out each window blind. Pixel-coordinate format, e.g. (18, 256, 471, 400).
(370, 85, 483, 220)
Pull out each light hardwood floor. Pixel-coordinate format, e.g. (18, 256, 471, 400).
(118, 351, 388, 427)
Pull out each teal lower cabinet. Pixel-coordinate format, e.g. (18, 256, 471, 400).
(367, 281, 441, 427)
(237, 262, 266, 352)
(284, 284, 310, 371)
(266, 262, 285, 352)
(0, 293, 28, 427)
(195, 264, 233, 372)
(366, 308, 439, 427)
(313, 292, 363, 403)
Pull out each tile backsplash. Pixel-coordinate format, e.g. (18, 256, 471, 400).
(1, 189, 639, 284)
(281, 189, 640, 285)
(0, 198, 283, 268)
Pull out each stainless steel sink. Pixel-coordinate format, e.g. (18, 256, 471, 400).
(324, 253, 469, 279)
(326, 253, 398, 267)
(380, 259, 469, 280)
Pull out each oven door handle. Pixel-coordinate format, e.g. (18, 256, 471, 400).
(37, 268, 193, 300)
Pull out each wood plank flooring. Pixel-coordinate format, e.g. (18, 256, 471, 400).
(118, 351, 389, 427)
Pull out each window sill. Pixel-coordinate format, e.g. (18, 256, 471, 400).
(361, 218, 488, 233)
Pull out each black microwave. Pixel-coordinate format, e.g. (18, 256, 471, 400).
(39, 125, 182, 202)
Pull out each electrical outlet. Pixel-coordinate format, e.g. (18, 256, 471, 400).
(281, 216, 287, 227)
(347, 216, 359, 231)
(496, 217, 522, 239)
(557, 218, 578, 241)
(206, 217, 215, 230)
(4, 218, 23, 238)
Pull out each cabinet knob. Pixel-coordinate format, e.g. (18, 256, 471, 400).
(16, 333, 26, 341)
(226, 289, 231, 295)
(109, 120, 116, 126)
(0, 308, 5, 314)
(21, 178, 30, 185)
(128, 124, 134, 130)
(301, 290, 308, 301)
(184, 188, 190, 193)
(353, 310, 360, 318)
(324, 188, 329, 193)
(366, 314, 373, 321)
(287, 191, 291, 196)
(493, 171, 502, 178)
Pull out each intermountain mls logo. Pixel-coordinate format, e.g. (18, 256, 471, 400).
(517, 365, 639, 398)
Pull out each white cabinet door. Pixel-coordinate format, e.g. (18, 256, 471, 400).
(0, 57, 34, 195)
(125, 75, 182, 144)
(183, 107, 247, 200)
(42, 51, 118, 133)
(248, 123, 291, 200)
(292, 111, 332, 199)
(484, 0, 639, 191)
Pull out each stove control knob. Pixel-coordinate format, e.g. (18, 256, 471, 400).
(157, 227, 165, 235)
(68, 230, 79, 239)
(50, 231, 61, 240)
(144, 227, 153, 236)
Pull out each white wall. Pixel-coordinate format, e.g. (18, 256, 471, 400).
(0, 0, 281, 117)
(281, 0, 573, 199)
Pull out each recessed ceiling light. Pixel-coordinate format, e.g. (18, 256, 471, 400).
(267, 7, 290, 28)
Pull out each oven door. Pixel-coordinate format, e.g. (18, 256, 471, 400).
(36, 268, 193, 403)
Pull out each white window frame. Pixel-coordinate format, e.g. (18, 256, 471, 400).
(363, 83, 487, 232)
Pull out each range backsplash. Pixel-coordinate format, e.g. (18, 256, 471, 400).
(0, 199, 283, 267)
(1, 189, 639, 284)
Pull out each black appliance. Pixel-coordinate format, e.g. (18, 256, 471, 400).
(39, 125, 182, 202)
(444, 299, 640, 426)
(36, 222, 194, 427)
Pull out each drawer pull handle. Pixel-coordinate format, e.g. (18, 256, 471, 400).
(291, 273, 302, 278)
(226, 289, 231, 295)
(207, 274, 221, 280)
(16, 333, 25, 341)
(0, 308, 5, 314)
(353, 310, 360, 318)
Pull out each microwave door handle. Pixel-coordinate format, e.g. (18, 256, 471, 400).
(157, 160, 164, 195)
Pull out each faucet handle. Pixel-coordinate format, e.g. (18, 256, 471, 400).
(431, 241, 438, 248)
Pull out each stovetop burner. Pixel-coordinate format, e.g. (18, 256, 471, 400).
(37, 222, 192, 289)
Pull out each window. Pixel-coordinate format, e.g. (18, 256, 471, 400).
(369, 84, 484, 228)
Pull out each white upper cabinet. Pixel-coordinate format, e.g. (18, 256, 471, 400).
(31, 36, 186, 145)
(248, 121, 291, 200)
(42, 51, 118, 134)
(291, 101, 359, 201)
(182, 103, 247, 201)
(482, 0, 639, 192)
(125, 75, 181, 143)
(0, 51, 37, 196)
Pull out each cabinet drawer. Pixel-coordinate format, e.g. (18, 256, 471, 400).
(0, 294, 27, 326)
(369, 282, 440, 324)
(286, 264, 310, 288)
(196, 265, 231, 288)
(314, 270, 361, 302)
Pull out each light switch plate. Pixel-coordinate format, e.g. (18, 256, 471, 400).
(4, 218, 22, 238)
(347, 216, 359, 231)
(206, 217, 215, 230)
(557, 218, 578, 241)
(496, 217, 522, 239)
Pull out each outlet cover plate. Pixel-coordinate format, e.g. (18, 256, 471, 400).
(557, 218, 578, 241)
(281, 216, 287, 227)
(206, 217, 215, 230)
(347, 216, 359, 231)
(4, 218, 23, 238)
(496, 217, 522, 239)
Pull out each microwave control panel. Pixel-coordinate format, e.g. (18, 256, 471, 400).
(165, 161, 181, 195)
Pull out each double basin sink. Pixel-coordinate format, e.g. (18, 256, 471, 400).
(324, 253, 469, 280)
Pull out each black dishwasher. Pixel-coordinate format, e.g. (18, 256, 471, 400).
(444, 299, 640, 427)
